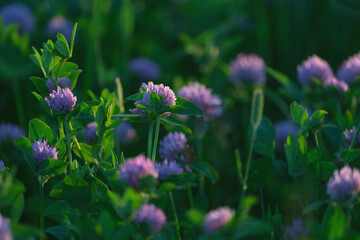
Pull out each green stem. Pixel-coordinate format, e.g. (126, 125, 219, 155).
(187, 183, 195, 208)
(64, 118, 73, 173)
(58, 118, 65, 139)
(147, 123, 154, 158)
(151, 115, 161, 163)
(120, 152, 125, 167)
(39, 179, 44, 240)
(12, 77, 26, 129)
(115, 77, 125, 114)
(235, 148, 243, 183)
(69, 122, 81, 150)
(68, 122, 87, 167)
(169, 192, 181, 240)
(56, 60, 65, 81)
(238, 129, 256, 212)
(314, 131, 321, 201)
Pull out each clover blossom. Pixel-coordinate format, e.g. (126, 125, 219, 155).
(327, 165, 360, 203)
(0, 122, 24, 147)
(45, 77, 72, 92)
(159, 132, 190, 163)
(343, 126, 359, 147)
(229, 53, 266, 84)
(135, 204, 166, 232)
(154, 160, 184, 179)
(297, 55, 333, 85)
(0, 160, 5, 171)
(0, 215, 12, 240)
(178, 82, 222, 119)
(0, 3, 35, 34)
(283, 219, 309, 240)
(337, 53, 360, 85)
(32, 139, 58, 165)
(129, 58, 161, 80)
(83, 122, 97, 143)
(119, 155, 158, 188)
(45, 87, 77, 112)
(203, 207, 235, 234)
(324, 76, 348, 93)
(130, 81, 176, 115)
(274, 121, 299, 149)
(114, 121, 136, 144)
(46, 16, 73, 42)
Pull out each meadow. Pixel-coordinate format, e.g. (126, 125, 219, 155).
(1, 0, 360, 239)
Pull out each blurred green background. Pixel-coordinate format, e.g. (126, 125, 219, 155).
(2, 0, 360, 125)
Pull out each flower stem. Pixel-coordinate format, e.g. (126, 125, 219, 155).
(169, 191, 181, 240)
(151, 115, 161, 163)
(56, 60, 65, 80)
(64, 118, 73, 172)
(147, 123, 154, 158)
(235, 148, 243, 183)
(58, 117, 65, 139)
(39, 179, 44, 240)
(69, 122, 81, 150)
(238, 128, 256, 212)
